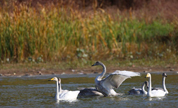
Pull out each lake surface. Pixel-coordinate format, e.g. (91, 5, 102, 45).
(0, 72, 178, 108)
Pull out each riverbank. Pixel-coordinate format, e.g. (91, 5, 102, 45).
(0, 63, 178, 77)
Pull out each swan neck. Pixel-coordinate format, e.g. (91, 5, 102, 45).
(162, 76, 168, 93)
(95, 63, 106, 88)
(148, 76, 152, 95)
(142, 82, 147, 94)
(56, 80, 59, 100)
(100, 63, 106, 78)
(58, 83, 62, 93)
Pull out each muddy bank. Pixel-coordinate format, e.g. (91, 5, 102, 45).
(0, 66, 178, 77)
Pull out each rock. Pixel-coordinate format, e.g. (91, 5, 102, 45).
(24, 73, 31, 76)
(37, 71, 42, 75)
(94, 72, 98, 74)
(61, 72, 65, 75)
(170, 69, 174, 71)
(143, 71, 147, 73)
(78, 72, 83, 75)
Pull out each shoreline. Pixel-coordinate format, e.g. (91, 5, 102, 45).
(1, 66, 178, 77)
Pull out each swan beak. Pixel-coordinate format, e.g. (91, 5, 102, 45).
(145, 73, 149, 78)
(48, 78, 54, 81)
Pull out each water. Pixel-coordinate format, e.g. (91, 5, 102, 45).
(0, 72, 178, 108)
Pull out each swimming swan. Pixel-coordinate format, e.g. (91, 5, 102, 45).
(78, 87, 104, 97)
(145, 73, 167, 97)
(92, 61, 140, 96)
(151, 73, 168, 94)
(128, 81, 148, 95)
(49, 77, 80, 100)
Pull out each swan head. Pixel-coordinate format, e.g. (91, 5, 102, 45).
(49, 77, 59, 82)
(162, 73, 167, 77)
(144, 81, 149, 88)
(145, 73, 151, 78)
(144, 81, 148, 85)
(92, 61, 102, 66)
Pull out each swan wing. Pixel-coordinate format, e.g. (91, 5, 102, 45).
(77, 87, 96, 90)
(128, 89, 144, 95)
(101, 70, 140, 89)
(78, 88, 104, 96)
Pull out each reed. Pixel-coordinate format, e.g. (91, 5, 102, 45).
(0, 2, 177, 64)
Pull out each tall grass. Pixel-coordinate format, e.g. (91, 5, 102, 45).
(0, 3, 177, 64)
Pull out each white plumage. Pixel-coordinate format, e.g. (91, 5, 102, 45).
(146, 73, 167, 97)
(49, 77, 80, 101)
(151, 73, 168, 94)
(92, 61, 140, 96)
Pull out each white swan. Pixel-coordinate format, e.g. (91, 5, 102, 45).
(128, 81, 148, 95)
(151, 73, 168, 94)
(145, 73, 167, 97)
(92, 61, 140, 96)
(49, 77, 80, 101)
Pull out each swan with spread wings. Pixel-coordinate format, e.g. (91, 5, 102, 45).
(92, 61, 140, 96)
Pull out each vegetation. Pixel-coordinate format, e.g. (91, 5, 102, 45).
(0, 0, 178, 68)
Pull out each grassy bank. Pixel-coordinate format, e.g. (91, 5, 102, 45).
(0, 2, 178, 66)
(0, 58, 177, 76)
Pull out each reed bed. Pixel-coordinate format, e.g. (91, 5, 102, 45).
(0, 3, 178, 64)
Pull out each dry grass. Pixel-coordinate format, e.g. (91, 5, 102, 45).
(0, 0, 178, 66)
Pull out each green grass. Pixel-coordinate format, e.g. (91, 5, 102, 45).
(0, 3, 178, 65)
